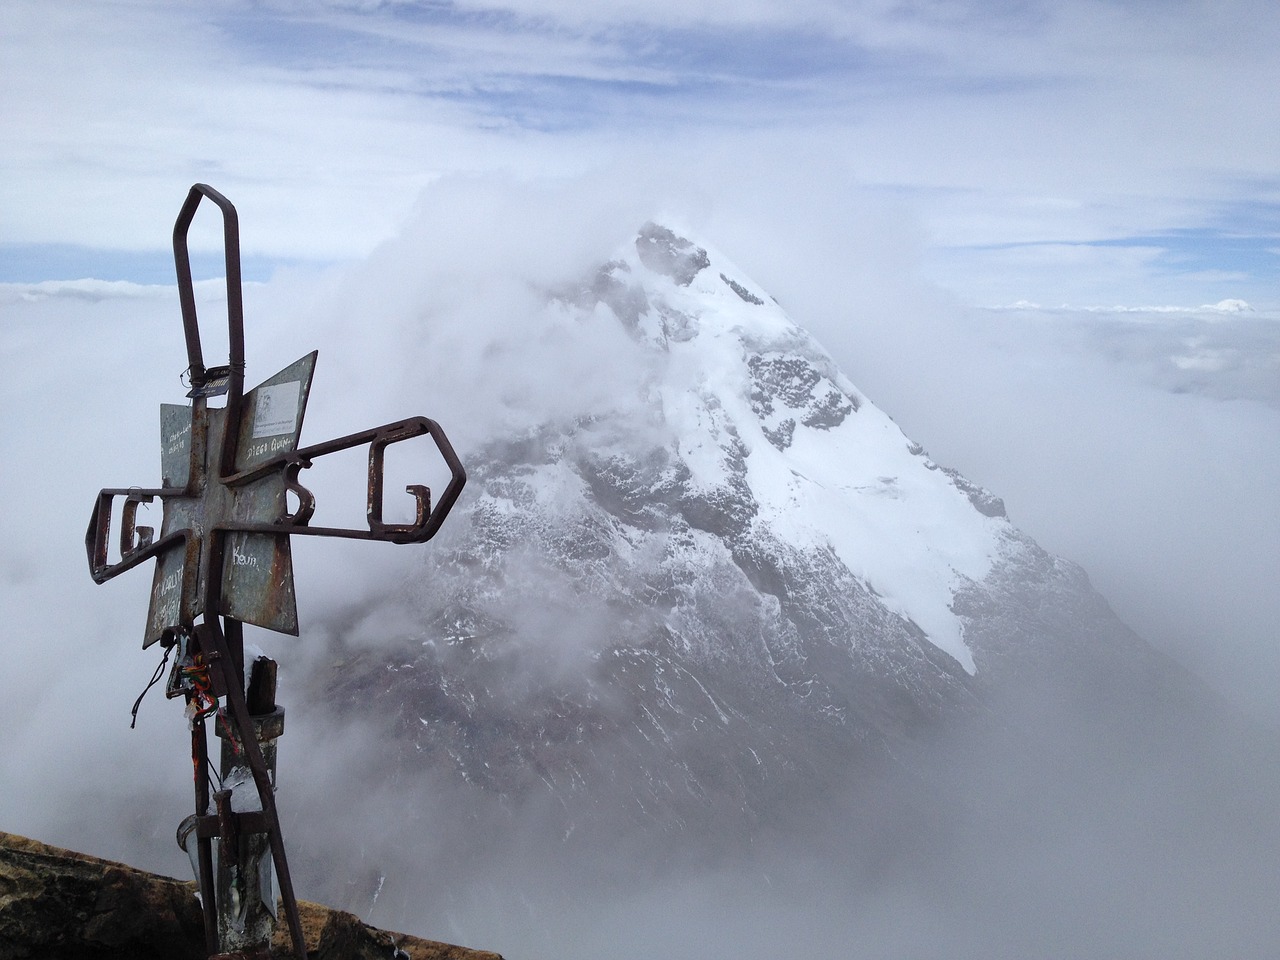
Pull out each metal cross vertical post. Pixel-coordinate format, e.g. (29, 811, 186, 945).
(85, 184, 466, 959)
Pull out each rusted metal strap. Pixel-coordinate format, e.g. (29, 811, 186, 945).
(197, 620, 307, 960)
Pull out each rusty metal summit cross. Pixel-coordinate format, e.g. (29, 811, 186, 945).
(85, 184, 466, 959)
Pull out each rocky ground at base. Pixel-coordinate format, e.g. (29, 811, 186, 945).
(0, 831, 503, 960)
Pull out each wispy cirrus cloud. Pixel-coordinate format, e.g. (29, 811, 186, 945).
(4, 0, 1277, 303)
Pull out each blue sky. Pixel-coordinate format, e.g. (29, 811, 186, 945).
(3, 0, 1277, 308)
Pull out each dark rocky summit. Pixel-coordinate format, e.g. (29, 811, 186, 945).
(635, 222, 710, 285)
(0, 831, 502, 960)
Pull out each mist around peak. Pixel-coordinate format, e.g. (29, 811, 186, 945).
(265, 186, 1280, 959)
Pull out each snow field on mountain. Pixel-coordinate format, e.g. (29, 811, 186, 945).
(630, 238, 1008, 673)
(750, 400, 999, 674)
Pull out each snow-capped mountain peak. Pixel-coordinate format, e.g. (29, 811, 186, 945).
(286, 218, 1266, 959)
(304, 220, 1198, 908)
(553, 221, 1010, 673)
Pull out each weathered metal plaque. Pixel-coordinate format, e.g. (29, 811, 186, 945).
(141, 353, 317, 645)
(220, 352, 316, 636)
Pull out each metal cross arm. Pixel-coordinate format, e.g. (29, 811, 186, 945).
(86, 487, 189, 585)
(85, 404, 466, 641)
(226, 414, 465, 544)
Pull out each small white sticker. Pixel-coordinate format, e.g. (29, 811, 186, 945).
(252, 381, 301, 438)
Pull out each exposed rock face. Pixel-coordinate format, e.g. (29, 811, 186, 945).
(747, 352, 858, 449)
(0, 831, 502, 960)
(635, 222, 710, 285)
(0, 832, 203, 960)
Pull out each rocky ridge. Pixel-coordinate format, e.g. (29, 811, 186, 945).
(0, 831, 502, 960)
